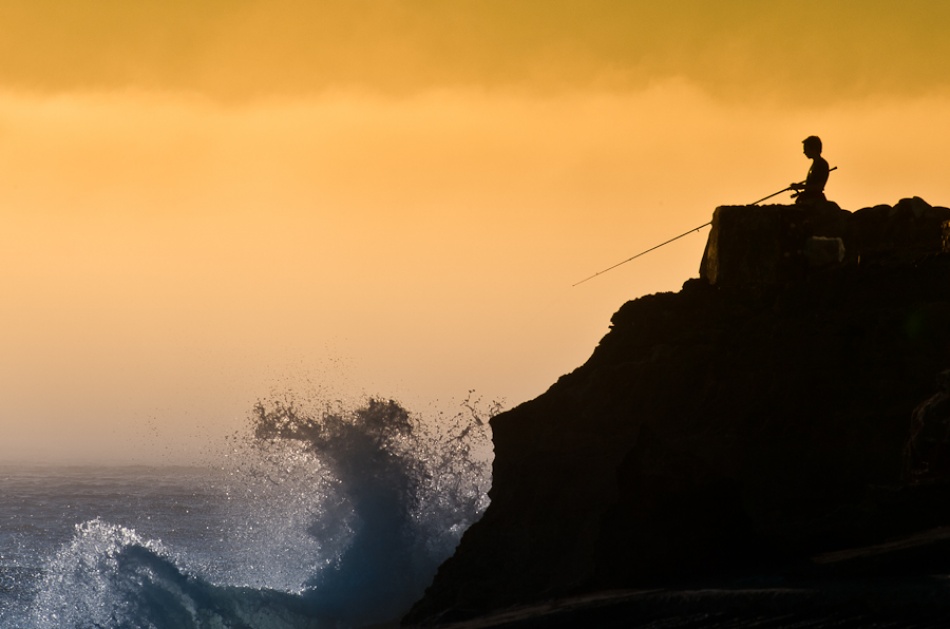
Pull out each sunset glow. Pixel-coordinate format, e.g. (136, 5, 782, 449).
(2, 1, 949, 462)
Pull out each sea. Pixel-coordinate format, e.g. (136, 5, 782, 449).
(11, 397, 950, 629)
(0, 397, 493, 629)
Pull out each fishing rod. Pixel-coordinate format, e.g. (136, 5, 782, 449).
(572, 166, 838, 287)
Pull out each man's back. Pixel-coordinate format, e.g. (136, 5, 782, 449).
(806, 155, 829, 192)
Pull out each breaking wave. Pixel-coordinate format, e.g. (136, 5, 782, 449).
(14, 395, 495, 628)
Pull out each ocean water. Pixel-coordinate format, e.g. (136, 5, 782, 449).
(0, 397, 492, 629)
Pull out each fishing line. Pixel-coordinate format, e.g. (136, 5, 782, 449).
(572, 167, 837, 287)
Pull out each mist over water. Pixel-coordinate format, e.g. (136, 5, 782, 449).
(0, 394, 494, 628)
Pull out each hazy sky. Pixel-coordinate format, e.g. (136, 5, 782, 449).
(2, 1, 949, 463)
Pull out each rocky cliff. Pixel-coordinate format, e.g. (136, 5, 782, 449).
(404, 198, 950, 626)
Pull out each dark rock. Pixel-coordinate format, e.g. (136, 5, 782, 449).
(701, 205, 786, 286)
(803, 236, 845, 267)
(701, 199, 949, 287)
(851, 197, 950, 263)
(904, 370, 950, 482)
(404, 201, 950, 626)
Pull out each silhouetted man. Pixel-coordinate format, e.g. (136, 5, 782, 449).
(790, 135, 829, 205)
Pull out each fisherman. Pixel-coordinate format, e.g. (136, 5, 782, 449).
(572, 137, 837, 286)
(790, 135, 829, 205)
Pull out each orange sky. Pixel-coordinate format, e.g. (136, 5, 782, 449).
(2, 2, 950, 463)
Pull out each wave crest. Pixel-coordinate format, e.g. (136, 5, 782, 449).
(249, 395, 493, 625)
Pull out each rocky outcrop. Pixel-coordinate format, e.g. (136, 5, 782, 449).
(701, 197, 950, 287)
(405, 199, 950, 626)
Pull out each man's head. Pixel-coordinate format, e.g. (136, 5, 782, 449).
(802, 135, 823, 157)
